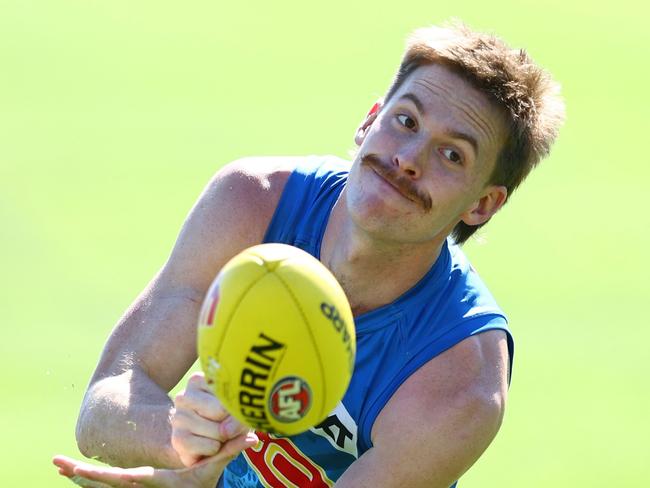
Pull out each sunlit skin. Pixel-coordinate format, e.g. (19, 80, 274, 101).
(52, 63, 513, 488)
(320, 63, 509, 315)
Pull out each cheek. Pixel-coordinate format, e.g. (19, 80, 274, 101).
(428, 167, 477, 206)
(359, 119, 396, 150)
(346, 178, 386, 217)
(345, 174, 404, 226)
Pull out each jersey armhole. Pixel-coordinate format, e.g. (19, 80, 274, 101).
(262, 159, 318, 244)
(262, 156, 350, 247)
(358, 314, 513, 452)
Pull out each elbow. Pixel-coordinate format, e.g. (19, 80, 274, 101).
(75, 398, 97, 458)
(484, 378, 508, 434)
(460, 386, 507, 444)
(482, 391, 507, 439)
(74, 369, 133, 458)
(75, 380, 119, 459)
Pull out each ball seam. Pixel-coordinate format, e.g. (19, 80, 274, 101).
(273, 269, 327, 422)
(215, 270, 271, 361)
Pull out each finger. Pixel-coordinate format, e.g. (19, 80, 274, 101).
(69, 475, 113, 488)
(53, 455, 113, 485)
(173, 409, 248, 443)
(187, 372, 212, 392)
(172, 431, 222, 461)
(53, 455, 78, 477)
(176, 431, 257, 473)
(174, 387, 228, 422)
(173, 433, 259, 487)
(172, 409, 224, 441)
(72, 465, 154, 488)
(219, 416, 250, 440)
(215, 431, 259, 461)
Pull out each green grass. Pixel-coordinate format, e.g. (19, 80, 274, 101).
(2, 0, 648, 485)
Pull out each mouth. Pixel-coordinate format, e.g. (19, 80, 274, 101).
(363, 157, 431, 210)
(369, 165, 418, 204)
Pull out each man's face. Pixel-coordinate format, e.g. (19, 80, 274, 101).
(346, 63, 508, 244)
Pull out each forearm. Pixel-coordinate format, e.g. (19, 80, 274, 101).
(76, 368, 184, 469)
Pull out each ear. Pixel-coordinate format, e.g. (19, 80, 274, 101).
(354, 101, 382, 146)
(460, 185, 508, 227)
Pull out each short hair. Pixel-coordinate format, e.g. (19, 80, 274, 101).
(384, 22, 565, 244)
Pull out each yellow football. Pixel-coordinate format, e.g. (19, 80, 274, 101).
(197, 243, 356, 436)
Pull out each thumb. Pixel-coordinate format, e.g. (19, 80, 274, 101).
(178, 431, 259, 484)
(218, 431, 259, 460)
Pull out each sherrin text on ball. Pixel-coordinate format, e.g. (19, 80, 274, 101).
(197, 243, 356, 436)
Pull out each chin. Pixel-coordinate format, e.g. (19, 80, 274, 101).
(347, 195, 450, 246)
(347, 186, 396, 221)
(346, 196, 412, 241)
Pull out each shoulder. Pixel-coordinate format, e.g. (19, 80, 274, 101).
(374, 329, 509, 437)
(205, 155, 349, 225)
(345, 330, 509, 487)
(190, 156, 306, 235)
(442, 242, 506, 321)
(159, 157, 305, 290)
(378, 329, 510, 419)
(205, 156, 302, 209)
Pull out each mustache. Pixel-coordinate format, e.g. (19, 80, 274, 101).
(361, 154, 432, 211)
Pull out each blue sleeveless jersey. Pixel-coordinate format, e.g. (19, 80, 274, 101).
(219, 156, 514, 488)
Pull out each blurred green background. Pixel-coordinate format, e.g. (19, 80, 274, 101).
(1, 0, 648, 485)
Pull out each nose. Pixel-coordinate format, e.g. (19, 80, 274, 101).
(393, 141, 424, 179)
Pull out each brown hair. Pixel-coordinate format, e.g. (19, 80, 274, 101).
(384, 22, 565, 244)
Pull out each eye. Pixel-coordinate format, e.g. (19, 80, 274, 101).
(396, 114, 416, 130)
(440, 147, 463, 164)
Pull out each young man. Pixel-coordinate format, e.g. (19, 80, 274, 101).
(54, 22, 564, 488)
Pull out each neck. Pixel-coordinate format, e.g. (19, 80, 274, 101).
(321, 191, 447, 316)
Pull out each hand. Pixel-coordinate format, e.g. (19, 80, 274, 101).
(172, 372, 251, 467)
(53, 431, 258, 487)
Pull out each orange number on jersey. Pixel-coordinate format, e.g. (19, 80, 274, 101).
(244, 432, 333, 488)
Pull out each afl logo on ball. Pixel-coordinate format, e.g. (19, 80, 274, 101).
(269, 376, 312, 423)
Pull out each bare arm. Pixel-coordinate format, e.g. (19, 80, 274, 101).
(75, 157, 295, 468)
(75, 290, 202, 468)
(59, 323, 509, 487)
(335, 329, 510, 488)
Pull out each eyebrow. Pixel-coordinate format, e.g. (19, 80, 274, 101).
(397, 92, 480, 158)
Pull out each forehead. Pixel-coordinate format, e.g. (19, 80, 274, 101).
(389, 63, 507, 170)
